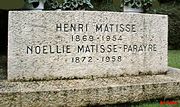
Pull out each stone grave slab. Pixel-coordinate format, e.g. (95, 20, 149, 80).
(8, 11, 168, 81)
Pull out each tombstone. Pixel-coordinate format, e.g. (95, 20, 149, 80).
(8, 11, 168, 81)
(2, 10, 180, 107)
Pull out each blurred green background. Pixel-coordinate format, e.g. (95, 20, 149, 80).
(0, 0, 63, 9)
(0, 0, 24, 9)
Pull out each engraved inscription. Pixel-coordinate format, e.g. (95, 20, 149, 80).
(26, 23, 157, 64)
(8, 11, 167, 80)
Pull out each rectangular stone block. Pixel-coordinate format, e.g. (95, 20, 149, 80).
(8, 11, 168, 81)
(1, 68, 180, 107)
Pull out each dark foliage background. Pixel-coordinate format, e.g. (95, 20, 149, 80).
(0, 10, 7, 55)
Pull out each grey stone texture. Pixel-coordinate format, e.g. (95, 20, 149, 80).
(8, 11, 168, 81)
(0, 68, 180, 107)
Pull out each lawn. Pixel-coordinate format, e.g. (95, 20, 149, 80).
(168, 50, 180, 69)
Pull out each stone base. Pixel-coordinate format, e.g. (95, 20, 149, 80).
(0, 67, 180, 107)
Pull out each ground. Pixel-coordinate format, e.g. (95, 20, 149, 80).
(168, 50, 180, 69)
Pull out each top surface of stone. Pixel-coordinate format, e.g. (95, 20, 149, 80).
(8, 11, 168, 81)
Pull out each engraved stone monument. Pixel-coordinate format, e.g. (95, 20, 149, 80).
(2, 10, 180, 107)
(8, 11, 168, 81)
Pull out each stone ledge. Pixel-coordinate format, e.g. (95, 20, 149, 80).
(0, 67, 180, 107)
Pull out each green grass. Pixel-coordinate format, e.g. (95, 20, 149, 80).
(134, 103, 167, 107)
(168, 50, 180, 69)
(134, 102, 179, 107)
(135, 98, 180, 107)
(103, 98, 180, 107)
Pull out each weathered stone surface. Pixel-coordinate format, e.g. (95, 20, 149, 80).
(0, 93, 21, 107)
(8, 11, 168, 81)
(0, 68, 180, 107)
